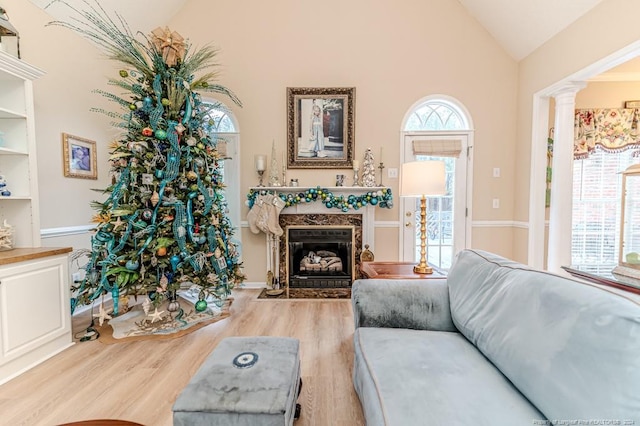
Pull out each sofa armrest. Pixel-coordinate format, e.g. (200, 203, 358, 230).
(352, 278, 457, 331)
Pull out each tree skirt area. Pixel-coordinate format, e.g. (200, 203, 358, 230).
(95, 290, 232, 344)
(257, 287, 351, 299)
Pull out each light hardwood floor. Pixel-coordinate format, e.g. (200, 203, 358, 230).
(0, 289, 365, 426)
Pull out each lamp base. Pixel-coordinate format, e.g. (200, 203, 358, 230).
(413, 264, 433, 275)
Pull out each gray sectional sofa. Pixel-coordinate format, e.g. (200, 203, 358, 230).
(352, 249, 640, 425)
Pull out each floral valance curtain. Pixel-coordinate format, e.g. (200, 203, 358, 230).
(574, 109, 640, 159)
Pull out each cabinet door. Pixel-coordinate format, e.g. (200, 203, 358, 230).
(0, 256, 71, 364)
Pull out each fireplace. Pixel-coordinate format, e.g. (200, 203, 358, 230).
(277, 214, 363, 288)
(258, 186, 380, 289)
(287, 226, 354, 288)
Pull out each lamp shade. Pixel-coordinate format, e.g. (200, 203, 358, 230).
(400, 160, 446, 197)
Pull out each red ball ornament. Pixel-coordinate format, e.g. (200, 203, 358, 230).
(142, 127, 153, 137)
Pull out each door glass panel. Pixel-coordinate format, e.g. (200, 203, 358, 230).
(412, 155, 455, 269)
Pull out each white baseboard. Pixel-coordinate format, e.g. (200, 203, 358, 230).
(72, 293, 113, 316)
(238, 281, 267, 289)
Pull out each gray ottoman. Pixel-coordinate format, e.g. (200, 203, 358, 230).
(173, 336, 302, 426)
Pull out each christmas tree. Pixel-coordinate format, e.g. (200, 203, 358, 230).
(51, 3, 245, 315)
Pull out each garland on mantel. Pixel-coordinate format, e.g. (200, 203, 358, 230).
(246, 187, 393, 212)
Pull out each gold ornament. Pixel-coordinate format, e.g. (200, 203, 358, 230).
(150, 27, 186, 67)
(157, 274, 168, 292)
(91, 212, 112, 224)
(150, 191, 160, 206)
(187, 171, 198, 181)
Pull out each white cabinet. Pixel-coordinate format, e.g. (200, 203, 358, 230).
(0, 248, 73, 385)
(0, 54, 73, 385)
(0, 50, 44, 247)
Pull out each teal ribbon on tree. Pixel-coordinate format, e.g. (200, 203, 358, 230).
(149, 74, 165, 130)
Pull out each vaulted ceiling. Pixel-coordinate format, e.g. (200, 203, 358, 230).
(29, 0, 604, 62)
(457, 0, 605, 60)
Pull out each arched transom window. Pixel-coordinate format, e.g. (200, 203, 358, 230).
(405, 100, 468, 131)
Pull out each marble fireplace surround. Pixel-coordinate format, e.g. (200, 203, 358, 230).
(278, 214, 363, 284)
(257, 186, 380, 286)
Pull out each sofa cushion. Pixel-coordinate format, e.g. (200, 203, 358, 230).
(352, 278, 456, 331)
(447, 249, 640, 422)
(353, 327, 544, 425)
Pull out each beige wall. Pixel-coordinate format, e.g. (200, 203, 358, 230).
(169, 0, 518, 280)
(9, 0, 520, 280)
(8, 0, 114, 234)
(515, 0, 640, 264)
(577, 81, 640, 108)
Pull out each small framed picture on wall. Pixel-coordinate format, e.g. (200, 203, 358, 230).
(62, 133, 97, 179)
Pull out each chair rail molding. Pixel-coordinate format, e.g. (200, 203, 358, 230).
(41, 224, 94, 239)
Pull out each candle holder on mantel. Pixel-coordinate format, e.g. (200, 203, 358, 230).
(378, 162, 385, 186)
(254, 154, 266, 187)
(352, 160, 360, 187)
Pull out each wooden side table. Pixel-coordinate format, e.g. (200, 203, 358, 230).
(360, 261, 447, 280)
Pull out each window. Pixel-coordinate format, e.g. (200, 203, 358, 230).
(571, 149, 637, 275)
(405, 101, 467, 131)
(401, 97, 472, 270)
(203, 107, 237, 133)
(202, 102, 241, 243)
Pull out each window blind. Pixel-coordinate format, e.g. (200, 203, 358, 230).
(571, 149, 637, 274)
(412, 139, 462, 158)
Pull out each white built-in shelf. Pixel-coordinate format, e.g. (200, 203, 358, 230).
(0, 196, 31, 200)
(0, 147, 28, 155)
(0, 107, 27, 119)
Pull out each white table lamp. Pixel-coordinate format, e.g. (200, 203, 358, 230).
(400, 160, 446, 274)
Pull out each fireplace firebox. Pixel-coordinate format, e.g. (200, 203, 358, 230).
(286, 226, 354, 288)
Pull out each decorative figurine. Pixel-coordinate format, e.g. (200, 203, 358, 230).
(0, 173, 11, 196)
(362, 148, 377, 187)
(269, 140, 281, 187)
(0, 219, 14, 250)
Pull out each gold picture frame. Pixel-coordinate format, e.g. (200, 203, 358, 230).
(287, 87, 355, 169)
(625, 100, 640, 108)
(62, 133, 97, 180)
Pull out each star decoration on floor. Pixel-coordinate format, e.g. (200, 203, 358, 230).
(93, 303, 113, 326)
(148, 307, 165, 323)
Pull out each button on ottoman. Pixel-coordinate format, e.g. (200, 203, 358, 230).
(173, 336, 302, 426)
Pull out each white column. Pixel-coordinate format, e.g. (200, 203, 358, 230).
(547, 83, 586, 273)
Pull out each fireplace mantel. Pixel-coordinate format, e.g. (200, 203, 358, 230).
(248, 186, 389, 251)
(249, 186, 388, 193)
(249, 186, 389, 287)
